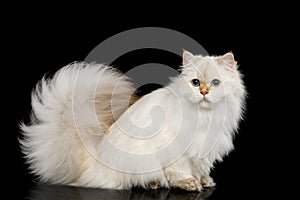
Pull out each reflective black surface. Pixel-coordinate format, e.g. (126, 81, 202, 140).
(27, 185, 215, 200)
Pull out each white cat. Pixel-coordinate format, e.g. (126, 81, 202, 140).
(20, 50, 246, 191)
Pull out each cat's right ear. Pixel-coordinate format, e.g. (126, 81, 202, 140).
(217, 52, 238, 70)
(182, 49, 195, 65)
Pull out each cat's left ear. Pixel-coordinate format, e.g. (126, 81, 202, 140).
(217, 52, 237, 70)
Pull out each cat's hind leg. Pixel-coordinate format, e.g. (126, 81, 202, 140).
(148, 181, 161, 189)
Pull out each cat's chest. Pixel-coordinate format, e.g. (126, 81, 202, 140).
(172, 106, 214, 129)
(164, 106, 217, 145)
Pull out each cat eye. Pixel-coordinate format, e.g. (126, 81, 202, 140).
(211, 79, 221, 87)
(191, 79, 200, 87)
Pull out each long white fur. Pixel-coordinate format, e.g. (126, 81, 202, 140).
(20, 52, 246, 190)
(20, 62, 136, 184)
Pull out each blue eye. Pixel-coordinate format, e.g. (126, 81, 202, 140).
(211, 79, 221, 87)
(191, 79, 200, 87)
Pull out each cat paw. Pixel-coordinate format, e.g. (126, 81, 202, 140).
(148, 181, 161, 189)
(175, 178, 202, 192)
(201, 176, 216, 187)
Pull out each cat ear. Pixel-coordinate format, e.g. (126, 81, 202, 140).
(182, 49, 196, 65)
(217, 52, 237, 70)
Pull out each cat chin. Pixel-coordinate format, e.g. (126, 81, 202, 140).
(199, 100, 212, 109)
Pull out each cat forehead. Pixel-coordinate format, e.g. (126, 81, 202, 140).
(185, 57, 221, 77)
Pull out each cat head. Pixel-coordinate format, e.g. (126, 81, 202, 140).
(173, 50, 245, 109)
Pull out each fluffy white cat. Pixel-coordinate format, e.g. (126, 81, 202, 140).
(20, 50, 246, 191)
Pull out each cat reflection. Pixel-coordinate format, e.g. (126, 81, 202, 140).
(29, 185, 215, 200)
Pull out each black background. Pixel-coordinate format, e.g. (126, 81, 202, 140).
(4, 5, 285, 200)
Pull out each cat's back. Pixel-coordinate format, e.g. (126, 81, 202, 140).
(125, 87, 178, 117)
(105, 87, 180, 149)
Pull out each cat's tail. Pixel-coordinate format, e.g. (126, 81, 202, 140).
(20, 62, 137, 184)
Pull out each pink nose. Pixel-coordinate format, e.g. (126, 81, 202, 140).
(200, 90, 208, 96)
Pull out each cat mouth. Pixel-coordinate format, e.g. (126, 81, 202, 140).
(200, 98, 210, 103)
(201, 97, 209, 102)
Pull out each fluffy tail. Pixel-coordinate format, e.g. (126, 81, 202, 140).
(20, 62, 137, 184)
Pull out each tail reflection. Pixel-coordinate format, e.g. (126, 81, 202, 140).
(29, 184, 215, 200)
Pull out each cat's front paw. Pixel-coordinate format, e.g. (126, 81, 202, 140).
(201, 175, 216, 187)
(174, 178, 202, 192)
